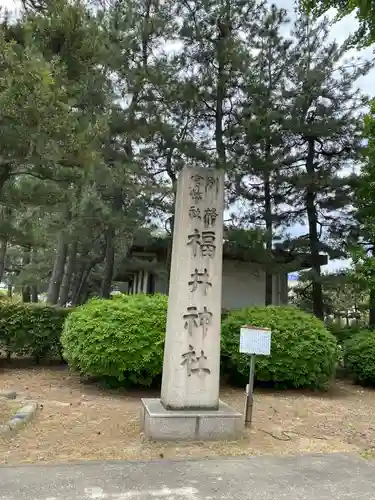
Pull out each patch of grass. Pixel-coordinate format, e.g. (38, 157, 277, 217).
(361, 448, 375, 460)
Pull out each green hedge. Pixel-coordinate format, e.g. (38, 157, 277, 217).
(221, 306, 337, 390)
(344, 330, 375, 385)
(1, 294, 341, 391)
(0, 299, 70, 361)
(61, 294, 168, 386)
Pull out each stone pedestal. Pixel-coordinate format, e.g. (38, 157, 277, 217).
(141, 398, 243, 441)
(141, 166, 243, 441)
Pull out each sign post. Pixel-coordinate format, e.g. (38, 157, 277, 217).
(240, 326, 272, 428)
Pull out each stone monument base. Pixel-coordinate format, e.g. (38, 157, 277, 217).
(140, 398, 243, 441)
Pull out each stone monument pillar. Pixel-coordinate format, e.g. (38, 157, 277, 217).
(141, 167, 242, 441)
(161, 167, 223, 410)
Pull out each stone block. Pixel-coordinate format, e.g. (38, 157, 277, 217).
(0, 391, 17, 400)
(198, 413, 243, 440)
(141, 398, 243, 441)
(8, 402, 38, 430)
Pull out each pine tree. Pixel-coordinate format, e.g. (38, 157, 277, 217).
(300, 0, 375, 47)
(174, 0, 266, 171)
(292, 269, 368, 322)
(351, 100, 375, 328)
(229, 4, 294, 304)
(1, 1, 106, 303)
(281, 14, 371, 319)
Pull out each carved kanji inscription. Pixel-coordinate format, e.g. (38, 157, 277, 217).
(189, 268, 212, 295)
(181, 345, 211, 376)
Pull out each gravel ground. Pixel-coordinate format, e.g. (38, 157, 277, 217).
(0, 400, 16, 426)
(0, 365, 374, 465)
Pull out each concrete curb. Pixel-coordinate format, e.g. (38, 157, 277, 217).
(0, 402, 38, 437)
(0, 391, 17, 400)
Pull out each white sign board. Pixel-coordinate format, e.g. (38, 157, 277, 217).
(240, 326, 271, 355)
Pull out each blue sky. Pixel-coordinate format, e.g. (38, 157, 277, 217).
(1, 0, 372, 274)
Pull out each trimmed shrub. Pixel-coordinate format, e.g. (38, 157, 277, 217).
(344, 330, 375, 385)
(221, 306, 337, 390)
(0, 300, 70, 361)
(61, 294, 168, 386)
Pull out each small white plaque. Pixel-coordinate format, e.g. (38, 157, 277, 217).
(240, 326, 271, 355)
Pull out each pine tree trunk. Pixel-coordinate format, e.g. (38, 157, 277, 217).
(264, 53, 274, 306)
(80, 284, 90, 305)
(21, 246, 31, 303)
(72, 247, 106, 305)
(30, 249, 38, 303)
(306, 139, 324, 320)
(264, 172, 273, 306)
(369, 288, 375, 329)
(0, 165, 10, 195)
(71, 269, 83, 305)
(22, 287, 31, 303)
(72, 267, 91, 305)
(47, 231, 68, 305)
(31, 286, 38, 303)
(100, 227, 115, 299)
(215, 31, 226, 169)
(165, 218, 173, 294)
(58, 240, 77, 307)
(0, 237, 7, 283)
(165, 147, 176, 292)
(264, 275, 273, 305)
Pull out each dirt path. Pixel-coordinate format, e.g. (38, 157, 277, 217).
(1, 366, 374, 465)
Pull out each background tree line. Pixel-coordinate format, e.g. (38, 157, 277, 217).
(0, 0, 374, 327)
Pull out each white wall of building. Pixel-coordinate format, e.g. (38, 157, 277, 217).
(130, 259, 288, 310)
(221, 260, 286, 309)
